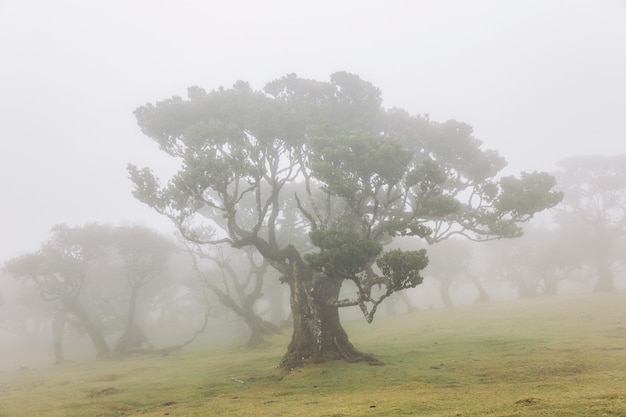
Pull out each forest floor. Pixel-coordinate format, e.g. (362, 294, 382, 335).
(1, 291, 625, 417)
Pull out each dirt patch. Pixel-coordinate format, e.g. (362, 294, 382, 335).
(515, 397, 540, 405)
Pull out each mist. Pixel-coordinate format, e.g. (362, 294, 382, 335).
(1, 1, 625, 261)
(1, 1, 625, 415)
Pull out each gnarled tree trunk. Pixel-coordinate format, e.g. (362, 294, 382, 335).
(68, 300, 111, 359)
(278, 257, 379, 369)
(243, 312, 281, 348)
(467, 273, 490, 303)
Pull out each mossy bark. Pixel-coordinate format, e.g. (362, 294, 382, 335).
(278, 256, 379, 369)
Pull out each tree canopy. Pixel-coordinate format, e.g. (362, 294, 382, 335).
(555, 155, 626, 291)
(129, 72, 562, 368)
(5, 224, 176, 361)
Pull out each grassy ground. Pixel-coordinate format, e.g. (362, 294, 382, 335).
(1, 292, 625, 416)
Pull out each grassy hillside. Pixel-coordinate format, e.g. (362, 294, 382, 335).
(1, 292, 625, 416)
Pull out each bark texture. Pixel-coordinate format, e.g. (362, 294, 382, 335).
(278, 255, 380, 369)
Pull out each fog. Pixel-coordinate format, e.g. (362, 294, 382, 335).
(1, 0, 625, 261)
(1, 0, 626, 374)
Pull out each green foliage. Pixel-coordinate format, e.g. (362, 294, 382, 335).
(304, 229, 382, 277)
(130, 72, 563, 249)
(376, 248, 428, 289)
(309, 134, 411, 202)
(406, 158, 447, 190)
(496, 172, 563, 218)
(379, 218, 432, 238)
(128, 72, 564, 337)
(424, 120, 507, 182)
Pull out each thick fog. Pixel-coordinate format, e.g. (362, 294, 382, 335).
(1, 1, 625, 371)
(1, 0, 625, 261)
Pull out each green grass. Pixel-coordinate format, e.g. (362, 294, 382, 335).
(1, 292, 625, 416)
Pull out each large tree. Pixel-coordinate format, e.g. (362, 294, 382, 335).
(129, 72, 562, 368)
(555, 155, 626, 292)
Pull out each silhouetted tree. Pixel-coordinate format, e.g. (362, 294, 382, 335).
(112, 226, 174, 356)
(423, 239, 488, 307)
(5, 224, 112, 359)
(555, 155, 626, 292)
(5, 224, 178, 361)
(484, 225, 578, 298)
(185, 242, 281, 348)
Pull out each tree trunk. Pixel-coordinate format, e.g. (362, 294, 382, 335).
(542, 273, 559, 296)
(244, 313, 281, 348)
(439, 279, 453, 308)
(594, 258, 615, 292)
(114, 286, 139, 357)
(384, 296, 398, 316)
(194, 264, 279, 348)
(69, 300, 111, 359)
(593, 233, 615, 292)
(278, 258, 379, 369)
(51, 312, 66, 364)
(397, 291, 416, 313)
(467, 274, 490, 303)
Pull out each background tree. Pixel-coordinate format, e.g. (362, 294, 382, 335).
(112, 226, 174, 356)
(421, 238, 488, 307)
(483, 225, 575, 298)
(185, 242, 281, 348)
(555, 155, 626, 292)
(129, 72, 562, 368)
(4, 224, 183, 361)
(4, 224, 112, 359)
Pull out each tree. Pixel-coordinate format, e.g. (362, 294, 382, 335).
(4, 224, 112, 360)
(483, 225, 575, 298)
(422, 238, 488, 307)
(112, 226, 174, 356)
(129, 72, 562, 368)
(555, 155, 626, 292)
(185, 242, 281, 348)
(4, 224, 179, 361)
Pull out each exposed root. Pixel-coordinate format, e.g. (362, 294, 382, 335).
(333, 336, 354, 362)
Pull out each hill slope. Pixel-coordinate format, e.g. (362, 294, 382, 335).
(1, 292, 625, 416)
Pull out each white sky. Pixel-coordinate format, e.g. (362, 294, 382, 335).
(1, 0, 625, 262)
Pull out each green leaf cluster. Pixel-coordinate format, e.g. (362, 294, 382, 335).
(304, 229, 382, 277)
(309, 134, 411, 201)
(496, 172, 564, 218)
(376, 249, 429, 290)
